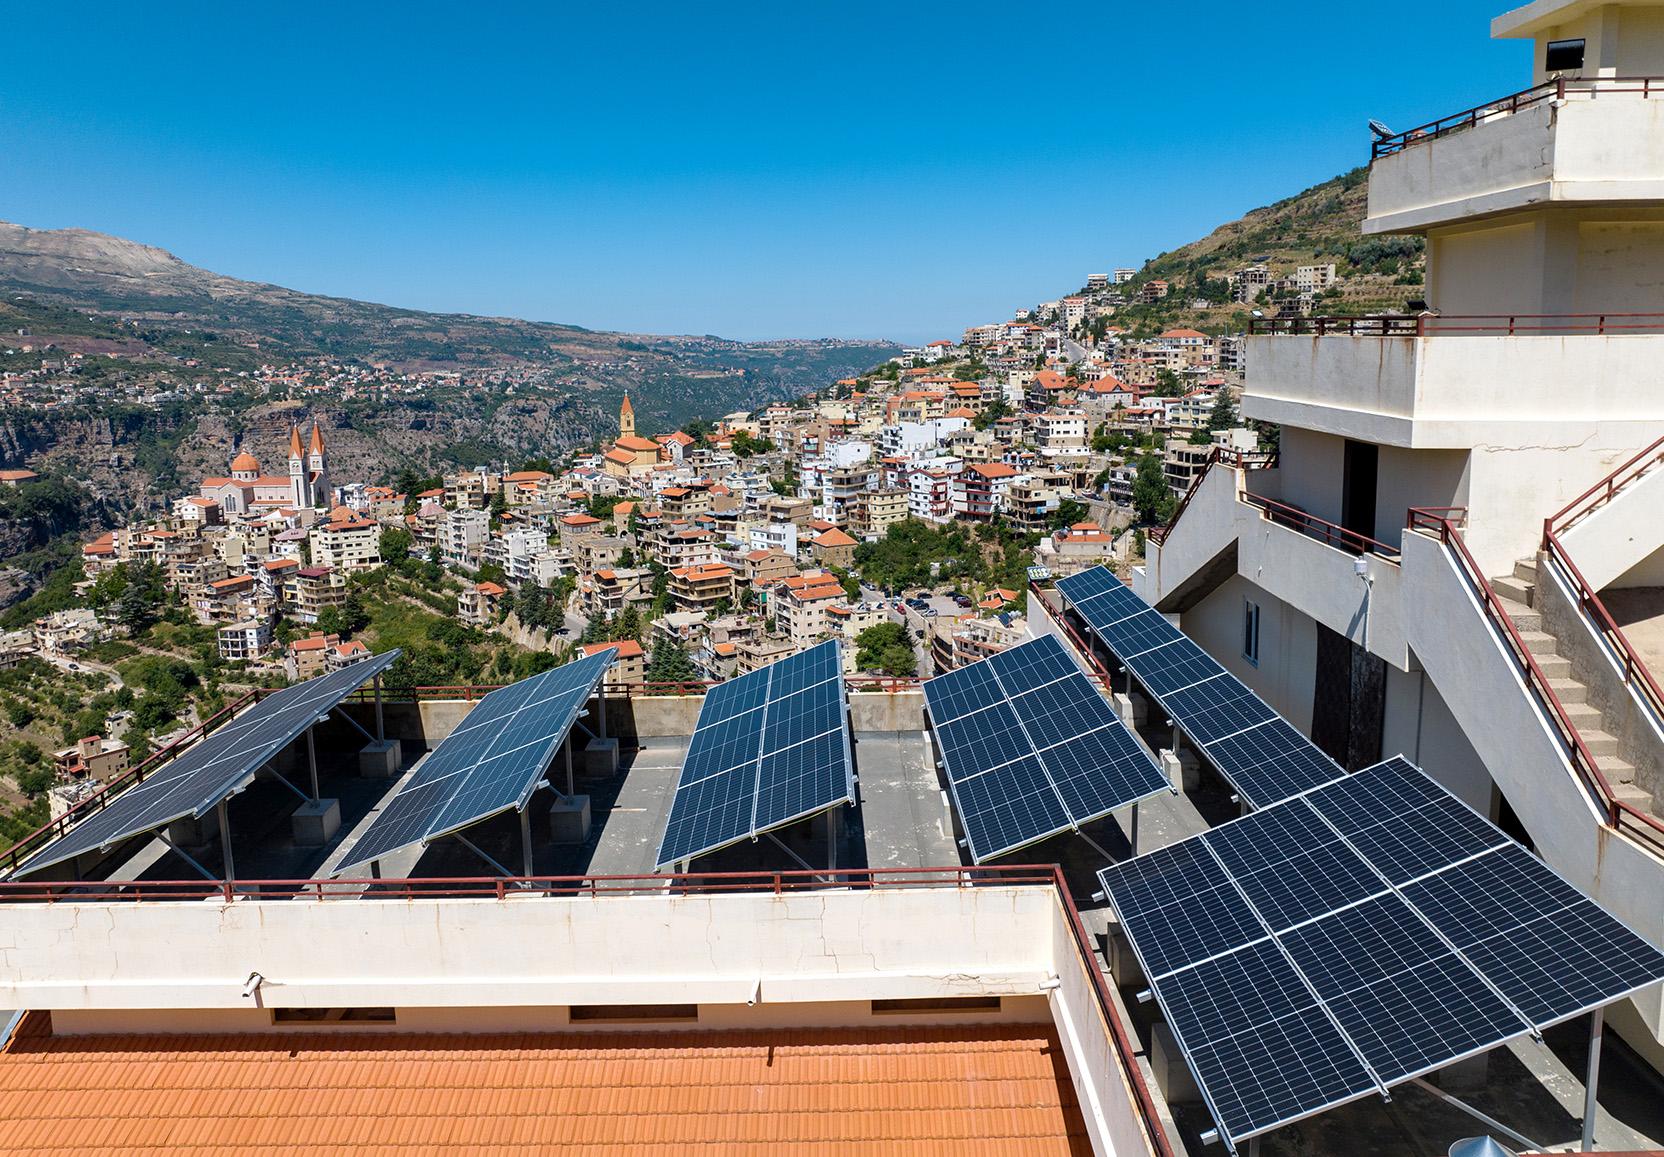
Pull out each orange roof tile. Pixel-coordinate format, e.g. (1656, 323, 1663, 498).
(0, 1018, 1080, 1155)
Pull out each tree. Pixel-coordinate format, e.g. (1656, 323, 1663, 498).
(1132, 454, 1176, 525)
(379, 526, 413, 564)
(1153, 369, 1184, 397)
(618, 548, 636, 569)
(646, 639, 699, 685)
(855, 622, 916, 677)
(973, 398, 1011, 431)
(1207, 389, 1238, 432)
(1050, 499, 1089, 531)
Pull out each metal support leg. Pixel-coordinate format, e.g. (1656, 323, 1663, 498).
(520, 808, 535, 879)
(597, 685, 607, 740)
(217, 799, 236, 886)
(1582, 1007, 1605, 1152)
(1407, 1078, 1546, 1153)
(827, 806, 840, 874)
(373, 674, 385, 741)
(306, 727, 320, 801)
(1247, 1139, 1260, 1157)
(565, 741, 574, 797)
(1130, 802, 1140, 857)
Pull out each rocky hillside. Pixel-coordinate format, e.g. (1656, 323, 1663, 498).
(0, 220, 898, 430)
(1094, 168, 1425, 334)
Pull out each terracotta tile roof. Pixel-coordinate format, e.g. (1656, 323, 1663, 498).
(0, 1019, 1086, 1154)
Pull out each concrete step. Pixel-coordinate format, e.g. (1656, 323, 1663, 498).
(1493, 593, 1542, 632)
(1580, 728, 1622, 759)
(1513, 558, 1539, 583)
(1492, 575, 1535, 606)
(1610, 780, 1654, 814)
(1534, 652, 1573, 678)
(1602, 757, 1639, 785)
(1548, 676, 1588, 704)
(1517, 630, 1559, 657)
(1560, 700, 1604, 730)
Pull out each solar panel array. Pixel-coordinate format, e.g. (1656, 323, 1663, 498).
(656, 640, 851, 869)
(923, 634, 1170, 862)
(336, 647, 617, 872)
(1099, 757, 1664, 1147)
(13, 651, 402, 877)
(1057, 566, 1342, 807)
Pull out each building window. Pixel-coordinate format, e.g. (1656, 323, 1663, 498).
(272, 1007, 396, 1024)
(1545, 38, 1585, 72)
(872, 996, 1003, 1015)
(568, 1003, 699, 1023)
(1243, 600, 1261, 667)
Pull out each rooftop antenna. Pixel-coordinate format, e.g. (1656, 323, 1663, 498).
(1369, 119, 1395, 140)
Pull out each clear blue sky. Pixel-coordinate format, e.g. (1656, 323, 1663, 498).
(5, 1, 1528, 345)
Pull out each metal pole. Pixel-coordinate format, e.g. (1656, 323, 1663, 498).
(596, 685, 607, 740)
(828, 806, 840, 874)
(1582, 1007, 1605, 1152)
(520, 808, 535, 878)
(217, 799, 236, 886)
(306, 727, 320, 801)
(565, 741, 575, 797)
(373, 674, 385, 741)
(1130, 802, 1140, 857)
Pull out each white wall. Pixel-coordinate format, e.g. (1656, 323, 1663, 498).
(1184, 575, 1318, 733)
(1560, 460, 1664, 589)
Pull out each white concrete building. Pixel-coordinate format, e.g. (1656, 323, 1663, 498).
(1136, 0, 1664, 1065)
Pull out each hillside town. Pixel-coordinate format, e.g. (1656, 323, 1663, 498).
(0, 288, 1283, 824)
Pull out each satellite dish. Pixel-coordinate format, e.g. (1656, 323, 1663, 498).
(1369, 119, 1395, 139)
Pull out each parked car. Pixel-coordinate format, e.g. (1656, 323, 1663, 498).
(952, 594, 973, 608)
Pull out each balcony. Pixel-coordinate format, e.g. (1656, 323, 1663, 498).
(1366, 77, 1664, 233)
(1244, 315, 1664, 447)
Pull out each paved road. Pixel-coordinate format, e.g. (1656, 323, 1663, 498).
(40, 651, 123, 690)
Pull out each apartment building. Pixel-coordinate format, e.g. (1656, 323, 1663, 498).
(667, 563, 736, 613)
(308, 514, 380, 573)
(848, 488, 909, 541)
(216, 618, 272, 662)
(438, 508, 491, 571)
(1032, 408, 1088, 456)
(51, 735, 130, 783)
(772, 573, 846, 649)
(285, 566, 347, 625)
(952, 462, 1019, 521)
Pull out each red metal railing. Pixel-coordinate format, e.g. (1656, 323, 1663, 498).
(1545, 433, 1664, 536)
(1147, 446, 1278, 546)
(1250, 313, 1664, 336)
(0, 862, 1178, 1157)
(1242, 493, 1402, 560)
(1028, 580, 1118, 696)
(1408, 509, 1664, 854)
(1372, 75, 1664, 158)
(1539, 434, 1664, 817)
(1, 688, 263, 874)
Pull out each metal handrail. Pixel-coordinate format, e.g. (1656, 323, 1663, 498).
(0, 688, 262, 873)
(1407, 508, 1664, 854)
(1542, 533, 1664, 737)
(0, 861, 1178, 1157)
(1545, 433, 1664, 535)
(1250, 313, 1664, 336)
(1147, 446, 1278, 546)
(1243, 493, 1402, 560)
(1372, 75, 1664, 157)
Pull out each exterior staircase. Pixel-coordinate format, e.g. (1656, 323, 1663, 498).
(1490, 556, 1656, 815)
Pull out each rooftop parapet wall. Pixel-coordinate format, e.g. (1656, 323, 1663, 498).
(1367, 89, 1664, 233)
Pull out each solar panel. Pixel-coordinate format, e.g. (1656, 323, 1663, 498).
(11, 651, 402, 878)
(1059, 565, 1343, 807)
(335, 648, 615, 872)
(923, 634, 1168, 862)
(1099, 756, 1664, 1147)
(655, 640, 852, 869)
